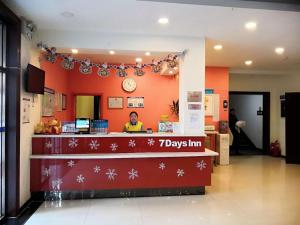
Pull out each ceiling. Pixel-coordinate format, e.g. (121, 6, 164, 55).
(4, 0, 300, 72)
(141, 0, 300, 11)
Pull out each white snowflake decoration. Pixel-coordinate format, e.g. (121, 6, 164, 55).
(106, 169, 118, 180)
(128, 139, 136, 148)
(159, 162, 166, 170)
(128, 168, 139, 180)
(94, 165, 101, 173)
(177, 169, 185, 177)
(68, 138, 79, 149)
(196, 160, 207, 171)
(147, 138, 155, 146)
(89, 139, 100, 150)
(76, 174, 85, 183)
(67, 160, 75, 167)
(42, 167, 51, 177)
(51, 178, 63, 189)
(45, 141, 53, 149)
(110, 143, 118, 151)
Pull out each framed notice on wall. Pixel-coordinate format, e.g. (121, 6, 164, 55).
(56, 92, 63, 112)
(127, 97, 144, 108)
(42, 88, 55, 117)
(22, 98, 31, 124)
(62, 94, 67, 110)
(108, 97, 123, 109)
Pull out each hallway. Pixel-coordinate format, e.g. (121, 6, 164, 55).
(24, 156, 300, 225)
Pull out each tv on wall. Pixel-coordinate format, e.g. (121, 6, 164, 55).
(25, 64, 45, 94)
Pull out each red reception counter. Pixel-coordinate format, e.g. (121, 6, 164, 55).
(30, 133, 218, 197)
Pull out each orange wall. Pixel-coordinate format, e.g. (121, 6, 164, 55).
(205, 67, 229, 130)
(41, 61, 228, 132)
(42, 59, 179, 131)
(41, 58, 73, 122)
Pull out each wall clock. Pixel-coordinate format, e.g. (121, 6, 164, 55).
(122, 78, 137, 92)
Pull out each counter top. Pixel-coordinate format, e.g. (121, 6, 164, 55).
(32, 132, 206, 138)
(30, 148, 218, 159)
(205, 131, 219, 134)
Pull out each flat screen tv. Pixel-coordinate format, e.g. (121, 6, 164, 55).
(25, 64, 45, 94)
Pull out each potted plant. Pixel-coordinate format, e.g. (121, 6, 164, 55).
(170, 100, 179, 117)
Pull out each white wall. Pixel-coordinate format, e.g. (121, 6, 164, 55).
(230, 71, 300, 156)
(20, 35, 41, 207)
(35, 30, 206, 134)
(230, 94, 263, 149)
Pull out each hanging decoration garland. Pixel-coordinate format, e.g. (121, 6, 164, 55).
(45, 47, 57, 63)
(97, 63, 110, 77)
(37, 42, 184, 76)
(79, 59, 92, 74)
(61, 55, 74, 70)
(134, 63, 145, 76)
(166, 54, 178, 69)
(116, 64, 128, 77)
(151, 60, 162, 73)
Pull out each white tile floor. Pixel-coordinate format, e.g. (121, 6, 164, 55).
(25, 156, 300, 225)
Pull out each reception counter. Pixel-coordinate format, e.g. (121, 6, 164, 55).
(30, 133, 218, 198)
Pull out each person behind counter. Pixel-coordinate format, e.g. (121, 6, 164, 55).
(123, 111, 144, 132)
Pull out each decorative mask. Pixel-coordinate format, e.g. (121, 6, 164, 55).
(134, 63, 145, 76)
(97, 63, 110, 77)
(61, 55, 74, 70)
(79, 59, 92, 74)
(116, 64, 128, 77)
(151, 60, 162, 73)
(167, 54, 178, 69)
(45, 47, 57, 63)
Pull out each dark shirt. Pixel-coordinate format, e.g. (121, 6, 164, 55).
(229, 113, 238, 131)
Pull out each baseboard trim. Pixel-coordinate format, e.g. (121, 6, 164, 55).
(1, 193, 44, 225)
(32, 187, 205, 201)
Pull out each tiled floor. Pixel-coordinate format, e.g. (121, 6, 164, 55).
(24, 156, 300, 225)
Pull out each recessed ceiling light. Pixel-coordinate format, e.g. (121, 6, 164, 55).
(245, 21, 257, 30)
(145, 52, 151, 56)
(275, 47, 285, 55)
(245, 60, 253, 66)
(158, 17, 169, 24)
(71, 49, 78, 54)
(136, 58, 142, 62)
(109, 50, 115, 55)
(214, 45, 223, 50)
(61, 11, 74, 18)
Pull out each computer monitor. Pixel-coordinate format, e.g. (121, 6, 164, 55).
(75, 118, 90, 133)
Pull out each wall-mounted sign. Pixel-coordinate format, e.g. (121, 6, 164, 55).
(188, 103, 201, 110)
(187, 91, 202, 103)
(42, 88, 55, 117)
(127, 97, 144, 108)
(22, 98, 31, 124)
(108, 97, 123, 109)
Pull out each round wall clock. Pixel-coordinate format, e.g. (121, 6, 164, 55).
(122, 78, 137, 92)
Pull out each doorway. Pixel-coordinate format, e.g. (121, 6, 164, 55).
(285, 92, 300, 164)
(0, 20, 6, 220)
(229, 91, 270, 155)
(75, 95, 102, 120)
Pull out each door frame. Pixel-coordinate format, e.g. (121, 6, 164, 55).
(0, 2, 21, 217)
(73, 93, 103, 120)
(285, 92, 300, 164)
(229, 91, 270, 154)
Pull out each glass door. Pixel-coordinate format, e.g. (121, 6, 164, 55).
(0, 21, 6, 219)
